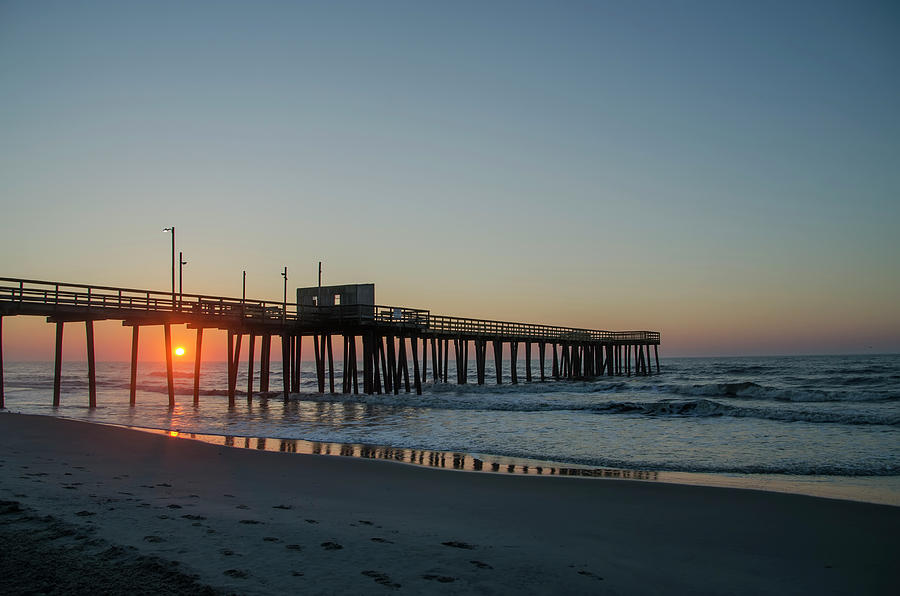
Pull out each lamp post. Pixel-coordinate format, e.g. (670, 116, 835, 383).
(281, 267, 288, 324)
(179, 252, 187, 308)
(242, 270, 246, 302)
(163, 227, 175, 305)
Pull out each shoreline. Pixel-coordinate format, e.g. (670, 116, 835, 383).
(1, 412, 898, 594)
(5, 411, 899, 507)
(115, 420, 900, 507)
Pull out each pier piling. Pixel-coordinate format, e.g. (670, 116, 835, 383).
(86, 320, 96, 408)
(130, 326, 139, 406)
(247, 333, 256, 404)
(164, 323, 175, 409)
(193, 328, 202, 406)
(53, 321, 63, 406)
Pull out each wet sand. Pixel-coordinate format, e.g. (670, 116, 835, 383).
(1, 412, 897, 594)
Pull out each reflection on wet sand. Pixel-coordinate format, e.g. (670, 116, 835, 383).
(135, 426, 660, 481)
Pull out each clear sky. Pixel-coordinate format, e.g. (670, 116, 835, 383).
(1, 0, 898, 359)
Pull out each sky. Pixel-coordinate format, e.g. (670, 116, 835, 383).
(1, 0, 898, 360)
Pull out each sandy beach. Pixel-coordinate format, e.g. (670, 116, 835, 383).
(1, 413, 897, 595)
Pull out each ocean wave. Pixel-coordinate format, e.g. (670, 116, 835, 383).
(590, 398, 899, 426)
(662, 381, 898, 403)
(148, 371, 196, 379)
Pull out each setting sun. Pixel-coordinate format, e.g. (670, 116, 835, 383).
(174, 347, 185, 356)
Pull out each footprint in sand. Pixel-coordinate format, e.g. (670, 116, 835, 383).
(220, 549, 235, 556)
(223, 569, 249, 578)
(75, 511, 95, 517)
(292, 571, 304, 577)
(272, 504, 293, 510)
(143, 535, 165, 543)
(156, 483, 172, 487)
(236, 504, 250, 510)
(362, 570, 400, 589)
(577, 569, 604, 580)
(182, 514, 206, 520)
(470, 560, 493, 569)
(239, 519, 262, 524)
(305, 519, 319, 524)
(441, 540, 475, 550)
(321, 542, 343, 551)
(422, 574, 456, 583)
(285, 544, 303, 551)
(167, 504, 182, 509)
(371, 537, 394, 544)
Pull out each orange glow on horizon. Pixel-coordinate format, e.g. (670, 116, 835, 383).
(169, 431, 179, 437)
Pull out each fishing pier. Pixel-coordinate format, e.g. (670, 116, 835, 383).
(0, 277, 660, 409)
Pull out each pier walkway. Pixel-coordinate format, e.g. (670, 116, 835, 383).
(0, 277, 660, 408)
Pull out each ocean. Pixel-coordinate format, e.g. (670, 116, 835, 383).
(2, 354, 898, 505)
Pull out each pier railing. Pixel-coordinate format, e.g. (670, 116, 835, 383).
(0, 277, 659, 343)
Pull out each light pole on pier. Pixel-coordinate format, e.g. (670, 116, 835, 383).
(163, 227, 175, 304)
(281, 267, 288, 324)
(179, 252, 187, 307)
(242, 270, 246, 302)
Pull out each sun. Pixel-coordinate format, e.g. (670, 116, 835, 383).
(174, 347, 185, 356)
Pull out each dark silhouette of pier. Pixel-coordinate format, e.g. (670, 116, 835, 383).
(0, 277, 660, 409)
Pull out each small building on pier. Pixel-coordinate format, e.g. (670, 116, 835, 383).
(297, 283, 375, 307)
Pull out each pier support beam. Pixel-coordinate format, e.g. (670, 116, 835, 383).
(475, 339, 486, 384)
(431, 337, 439, 383)
(164, 323, 175, 409)
(552, 343, 559, 380)
(350, 336, 359, 394)
(443, 339, 449, 383)
(399, 336, 410, 393)
(53, 322, 63, 407)
(412, 336, 422, 395)
(493, 340, 503, 384)
(291, 335, 301, 393)
(525, 342, 532, 382)
(654, 345, 660, 374)
(538, 341, 546, 381)
(193, 328, 202, 406)
(373, 335, 383, 394)
(130, 326, 139, 406)
(421, 337, 427, 387)
(247, 334, 256, 404)
(510, 341, 518, 384)
(227, 331, 242, 407)
(85, 320, 96, 408)
(281, 334, 290, 399)
(259, 334, 271, 392)
(362, 334, 372, 394)
(378, 336, 389, 393)
(327, 335, 335, 393)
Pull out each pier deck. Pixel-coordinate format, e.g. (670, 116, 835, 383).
(0, 277, 660, 408)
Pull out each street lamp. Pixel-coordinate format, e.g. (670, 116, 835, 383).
(281, 267, 288, 324)
(163, 227, 175, 304)
(179, 251, 187, 307)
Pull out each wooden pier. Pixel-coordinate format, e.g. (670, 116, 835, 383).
(0, 277, 661, 409)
